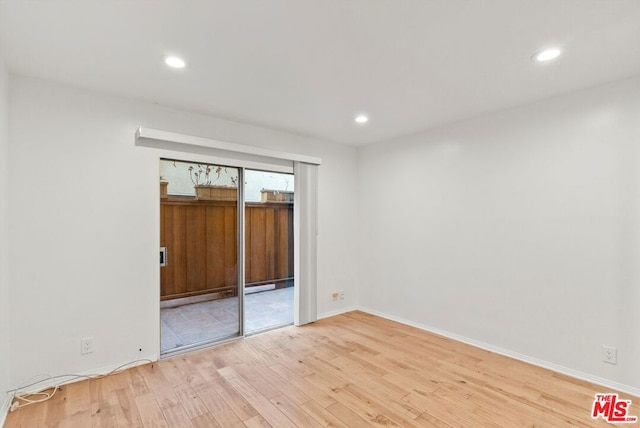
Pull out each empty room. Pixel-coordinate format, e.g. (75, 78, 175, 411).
(0, 1, 639, 427)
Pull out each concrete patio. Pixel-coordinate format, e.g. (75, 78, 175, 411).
(161, 286, 294, 353)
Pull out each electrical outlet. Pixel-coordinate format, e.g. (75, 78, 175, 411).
(601, 345, 617, 365)
(339, 290, 345, 300)
(81, 338, 94, 355)
(331, 292, 339, 301)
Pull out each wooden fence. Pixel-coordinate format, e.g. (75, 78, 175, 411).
(160, 196, 293, 301)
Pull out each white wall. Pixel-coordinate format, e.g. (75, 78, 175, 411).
(7, 75, 358, 389)
(358, 75, 640, 392)
(0, 53, 11, 417)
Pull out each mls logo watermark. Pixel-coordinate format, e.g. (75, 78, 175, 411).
(591, 393, 637, 424)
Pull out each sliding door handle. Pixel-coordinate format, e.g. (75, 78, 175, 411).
(160, 247, 167, 267)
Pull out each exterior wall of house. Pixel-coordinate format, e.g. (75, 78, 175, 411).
(159, 159, 294, 202)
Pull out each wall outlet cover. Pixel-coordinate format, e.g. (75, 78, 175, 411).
(601, 345, 617, 365)
(81, 338, 94, 355)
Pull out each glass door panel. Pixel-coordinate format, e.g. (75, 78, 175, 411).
(159, 159, 241, 354)
(244, 169, 295, 334)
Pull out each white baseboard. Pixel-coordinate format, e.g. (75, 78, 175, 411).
(0, 392, 11, 428)
(317, 305, 358, 321)
(356, 306, 640, 398)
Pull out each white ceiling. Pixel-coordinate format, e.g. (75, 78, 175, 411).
(1, 0, 639, 146)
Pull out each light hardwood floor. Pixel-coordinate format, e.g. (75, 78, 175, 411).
(5, 311, 638, 427)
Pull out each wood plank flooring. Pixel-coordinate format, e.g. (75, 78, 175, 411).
(5, 311, 638, 427)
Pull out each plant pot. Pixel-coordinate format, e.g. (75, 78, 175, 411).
(160, 181, 168, 199)
(194, 185, 238, 201)
(260, 189, 294, 203)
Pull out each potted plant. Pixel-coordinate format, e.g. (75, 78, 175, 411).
(260, 189, 294, 203)
(160, 176, 168, 199)
(189, 164, 238, 201)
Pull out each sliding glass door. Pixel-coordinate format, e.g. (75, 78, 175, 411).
(158, 160, 296, 354)
(159, 159, 242, 355)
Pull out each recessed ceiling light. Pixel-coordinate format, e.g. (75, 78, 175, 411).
(355, 114, 369, 124)
(533, 48, 561, 62)
(165, 56, 186, 69)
